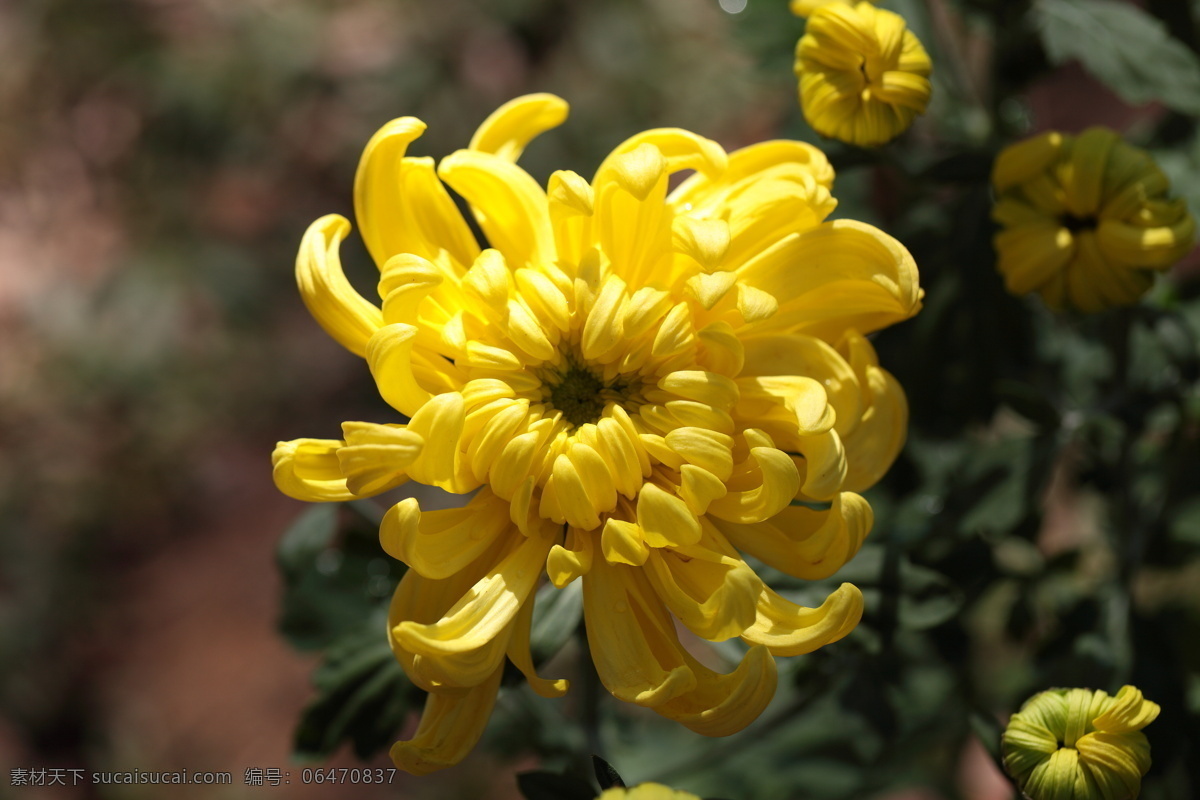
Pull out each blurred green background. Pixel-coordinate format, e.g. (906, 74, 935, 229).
(3, 0, 1200, 798)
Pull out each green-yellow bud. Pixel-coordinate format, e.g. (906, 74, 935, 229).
(1002, 685, 1160, 800)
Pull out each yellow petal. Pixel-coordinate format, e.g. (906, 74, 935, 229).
(594, 143, 673, 286)
(337, 421, 422, 496)
(1077, 731, 1150, 800)
(582, 557, 697, 706)
(438, 149, 555, 271)
(665, 427, 735, 480)
(390, 664, 504, 776)
(737, 220, 921, 341)
(637, 483, 702, 548)
(1092, 685, 1160, 734)
(366, 323, 435, 417)
(403, 392, 477, 493)
(992, 131, 1064, 192)
(354, 118, 478, 269)
(707, 435, 801, 524)
(505, 591, 571, 698)
(740, 334, 862, 438)
(296, 215, 383, 357)
(379, 490, 512, 580)
(740, 582, 863, 656)
(601, 518, 650, 566)
(272, 438, 355, 501)
(714, 492, 873, 581)
(643, 538, 761, 641)
(838, 333, 908, 493)
(468, 93, 569, 163)
(394, 526, 556, 657)
(546, 526, 595, 587)
(653, 644, 778, 737)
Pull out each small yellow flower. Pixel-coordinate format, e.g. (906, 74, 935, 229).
(793, 2, 932, 148)
(992, 128, 1196, 312)
(274, 94, 922, 774)
(598, 784, 700, 800)
(1002, 685, 1160, 800)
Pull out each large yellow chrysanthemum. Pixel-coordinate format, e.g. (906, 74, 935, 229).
(993, 127, 1196, 312)
(1002, 685, 1159, 800)
(273, 94, 922, 775)
(794, 1, 932, 148)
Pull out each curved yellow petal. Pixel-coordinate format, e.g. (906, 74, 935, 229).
(707, 434, 801, 525)
(337, 421, 422, 496)
(1092, 685, 1161, 734)
(403, 392, 478, 493)
(1077, 731, 1149, 800)
(594, 144, 673, 287)
(653, 644, 778, 737)
(393, 526, 556, 656)
(643, 540, 762, 641)
(366, 323, 435, 417)
(505, 591, 570, 699)
(713, 491, 873, 581)
(601, 518, 650, 566)
(740, 582, 863, 656)
(737, 219, 922, 341)
(390, 664, 504, 776)
(637, 483, 702, 548)
(468, 93, 569, 163)
(296, 215, 383, 357)
(582, 557, 697, 707)
(354, 118, 479, 270)
(546, 525, 594, 588)
(379, 490, 512, 580)
(272, 438, 355, 502)
(438, 149, 555, 271)
(838, 332, 908, 493)
(993, 131, 1065, 193)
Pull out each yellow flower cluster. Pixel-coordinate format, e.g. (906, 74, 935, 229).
(793, 1, 932, 147)
(993, 128, 1196, 311)
(273, 94, 921, 774)
(1002, 685, 1160, 800)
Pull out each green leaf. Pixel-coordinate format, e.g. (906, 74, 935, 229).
(529, 579, 584, 664)
(293, 620, 416, 761)
(1033, 0, 1200, 115)
(276, 504, 405, 651)
(593, 755, 626, 790)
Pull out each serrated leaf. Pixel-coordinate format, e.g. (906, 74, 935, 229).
(293, 622, 415, 762)
(1034, 0, 1200, 114)
(277, 504, 339, 576)
(276, 504, 405, 651)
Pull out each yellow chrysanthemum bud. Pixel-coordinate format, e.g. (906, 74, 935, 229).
(1002, 685, 1160, 800)
(992, 127, 1196, 312)
(794, 2, 932, 147)
(598, 784, 701, 800)
(275, 93, 923, 774)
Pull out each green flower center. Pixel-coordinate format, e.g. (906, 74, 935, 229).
(546, 364, 608, 428)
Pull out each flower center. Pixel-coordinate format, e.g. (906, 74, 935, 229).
(545, 363, 608, 428)
(1060, 213, 1096, 233)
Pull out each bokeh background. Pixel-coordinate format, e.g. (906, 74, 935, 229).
(3, 0, 1200, 798)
